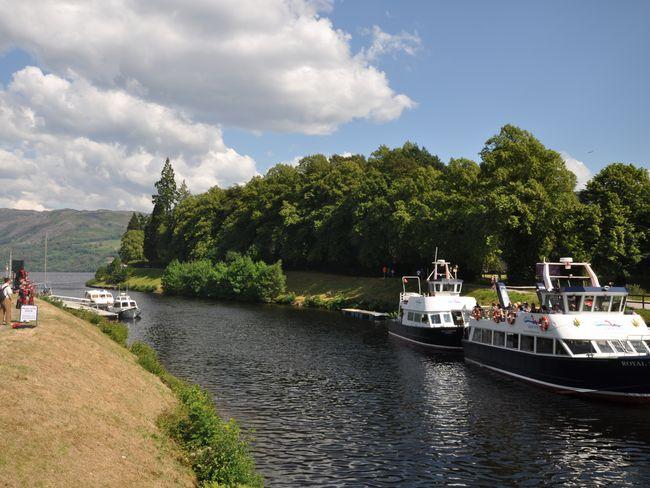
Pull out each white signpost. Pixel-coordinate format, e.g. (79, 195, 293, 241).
(19, 305, 38, 324)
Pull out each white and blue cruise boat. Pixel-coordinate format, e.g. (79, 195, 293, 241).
(388, 259, 476, 350)
(464, 258, 649, 401)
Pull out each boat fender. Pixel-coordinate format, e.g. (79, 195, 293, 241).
(539, 316, 550, 331)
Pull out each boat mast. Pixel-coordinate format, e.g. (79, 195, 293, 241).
(44, 232, 48, 284)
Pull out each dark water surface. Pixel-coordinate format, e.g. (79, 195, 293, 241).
(48, 274, 650, 486)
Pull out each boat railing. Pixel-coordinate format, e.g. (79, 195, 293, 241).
(401, 276, 421, 295)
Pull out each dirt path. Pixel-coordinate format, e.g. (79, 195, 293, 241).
(0, 299, 194, 487)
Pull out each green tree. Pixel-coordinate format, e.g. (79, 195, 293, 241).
(479, 125, 580, 282)
(119, 229, 145, 263)
(144, 158, 179, 263)
(126, 212, 142, 231)
(579, 163, 649, 281)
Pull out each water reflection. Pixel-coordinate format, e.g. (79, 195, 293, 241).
(40, 275, 650, 486)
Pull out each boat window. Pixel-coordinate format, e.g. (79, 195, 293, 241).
(506, 333, 519, 349)
(581, 296, 595, 312)
(594, 296, 609, 312)
(421, 314, 428, 324)
(482, 329, 493, 345)
(472, 328, 481, 342)
(520, 335, 535, 352)
(493, 331, 505, 346)
(564, 340, 595, 355)
(611, 340, 634, 354)
(629, 340, 648, 354)
(555, 340, 569, 355)
(407, 312, 414, 321)
(455, 284, 461, 293)
(451, 311, 464, 325)
(536, 337, 554, 354)
(443, 313, 453, 324)
(430, 314, 441, 325)
(129, 302, 136, 307)
(595, 340, 614, 354)
(610, 295, 623, 312)
(546, 294, 564, 313)
(566, 295, 581, 312)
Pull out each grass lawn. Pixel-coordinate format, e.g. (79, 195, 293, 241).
(284, 271, 539, 311)
(0, 300, 194, 486)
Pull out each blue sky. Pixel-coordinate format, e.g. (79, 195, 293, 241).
(224, 0, 649, 173)
(0, 0, 647, 210)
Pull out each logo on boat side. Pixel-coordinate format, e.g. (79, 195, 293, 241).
(620, 360, 647, 367)
(594, 320, 623, 328)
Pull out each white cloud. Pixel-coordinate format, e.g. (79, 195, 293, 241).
(560, 151, 592, 190)
(0, 68, 257, 211)
(359, 25, 422, 62)
(0, 0, 415, 135)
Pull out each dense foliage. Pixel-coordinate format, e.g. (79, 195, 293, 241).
(162, 253, 286, 302)
(143, 125, 648, 284)
(94, 257, 128, 284)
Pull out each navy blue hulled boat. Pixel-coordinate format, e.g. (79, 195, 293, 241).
(388, 259, 476, 351)
(464, 258, 650, 401)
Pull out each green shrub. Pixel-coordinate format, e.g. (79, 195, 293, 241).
(162, 254, 286, 303)
(275, 292, 296, 305)
(161, 384, 263, 488)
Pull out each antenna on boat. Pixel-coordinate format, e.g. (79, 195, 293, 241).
(433, 247, 438, 280)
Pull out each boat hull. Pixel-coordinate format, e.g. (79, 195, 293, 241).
(388, 320, 465, 350)
(463, 341, 650, 401)
(117, 307, 141, 320)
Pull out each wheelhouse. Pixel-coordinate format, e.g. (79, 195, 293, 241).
(535, 258, 627, 313)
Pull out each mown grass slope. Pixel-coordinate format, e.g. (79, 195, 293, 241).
(0, 300, 194, 487)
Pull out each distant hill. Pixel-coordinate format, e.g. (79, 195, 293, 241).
(0, 208, 133, 272)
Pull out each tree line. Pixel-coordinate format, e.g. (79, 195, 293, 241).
(122, 125, 648, 284)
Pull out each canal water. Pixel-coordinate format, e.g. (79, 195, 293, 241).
(41, 273, 650, 486)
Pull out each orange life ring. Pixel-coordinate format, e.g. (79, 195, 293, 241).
(539, 316, 550, 331)
(507, 311, 517, 325)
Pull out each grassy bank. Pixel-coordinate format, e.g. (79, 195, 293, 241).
(281, 271, 538, 312)
(0, 299, 194, 487)
(0, 299, 262, 487)
(88, 267, 541, 312)
(87, 267, 164, 292)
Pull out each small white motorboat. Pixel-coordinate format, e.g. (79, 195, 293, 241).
(108, 292, 141, 320)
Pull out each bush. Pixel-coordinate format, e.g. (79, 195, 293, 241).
(161, 385, 263, 488)
(162, 254, 286, 302)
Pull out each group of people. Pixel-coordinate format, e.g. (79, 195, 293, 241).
(0, 268, 36, 326)
(472, 301, 550, 322)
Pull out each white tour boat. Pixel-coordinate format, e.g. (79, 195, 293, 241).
(464, 258, 649, 401)
(388, 259, 477, 350)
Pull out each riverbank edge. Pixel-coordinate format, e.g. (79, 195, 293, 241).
(86, 268, 543, 313)
(43, 297, 263, 487)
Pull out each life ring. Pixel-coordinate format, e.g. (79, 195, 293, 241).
(507, 310, 517, 325)
(539, 316, 550, 332)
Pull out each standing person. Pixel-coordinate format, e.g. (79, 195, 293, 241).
(382, 265, 387, 279)
(1, 277, 12, 325)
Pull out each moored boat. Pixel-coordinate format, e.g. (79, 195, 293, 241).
(463, 258, 650, 401)
(84, 289, 114, 309)
(108, 292, 141, 320)
(388, 259, 476, 350)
